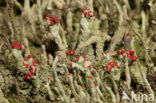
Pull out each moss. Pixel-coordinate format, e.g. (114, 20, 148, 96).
(90, 19, 100, 31)
(73, 10, 81, 23)
(8, 98, 21, 103)
(29, 45, 42, 62)
(139, 60, 146, 67)
(134, 40, 145, 60)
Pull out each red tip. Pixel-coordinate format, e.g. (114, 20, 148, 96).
(94, 82, 98, 88)
(66, 51, 71, 55)
(68, 73, 72, 76)
(70, 61, 72, 68)
(25, 75, 28, 79)
(87, 66, 92, 69)
(24, 59, 28, 61)
(48, 77, 50, 81)
(28, 55, 31, 59)
(129, 56, 133, 59)
(12, 43, 22, 50)
(115, 63, 118, 66)
(88, 76, 93, 80)
(125, 80, 127, 83)
(129, 51, 135, 55)
(109, 61, 114, 65)
(35, 68, 37, 72)
(92, 69, 96, 73)
(50, 22, 54, 26)
(54, 17, 59, 21)
(126, 33, 130, 36)
(133, 56, 138, 62)
(31, 71, 34, 75)
(83, 56, 86, 61)
(108, 67, 112, 71)
(71, 50, 75, 55)
(19, 45, 23, 50)
(106, 65, 109, 69)
(33, 61, 38, 66)
(12, 43, 17, 48)
(57, 53, 60, 59)
(121, 49, 126, 54)
(49, 18, 53, 21)
(42, 84, 45, 87)
(76, 56, 79, 61)
(25, 64, 29, 68)
(83, 9, 86, 11)
(31, 68, 34, 71)
(27, 72, 31, 76)
(46, 14, 51, 18)
(80, 12, 83, 16)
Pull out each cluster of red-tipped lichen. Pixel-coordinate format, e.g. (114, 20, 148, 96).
(42, 77, 50, 87)
(65, 49, 98, 88)
(87, 76, 98, 88)
(119, 48, 138, 62)
(12, 43, 38, 79)
(80, 8, 95, 18)
(102, 51, 114, 58)
(23, 55, 38, 79)
(45, 14, 59, 26)
(87, 64, 96, 74)
(73, 55, 89, 62)
(102, 48, 138, 72)
(68, 53, 96, 74)
(12, 42, 23, 50)
(66, 50, 75, 55)
(119, 48, 126, 55)
(106, 61, 120, 71)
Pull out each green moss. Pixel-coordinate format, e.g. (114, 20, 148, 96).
(90, 19, 100, 31)
(8, 98, 21, 103)
(139, 60, 146, 67)
(73, 10, 81, 23)
(134, 40, 145, 60)
(29, 45, 42, 62)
